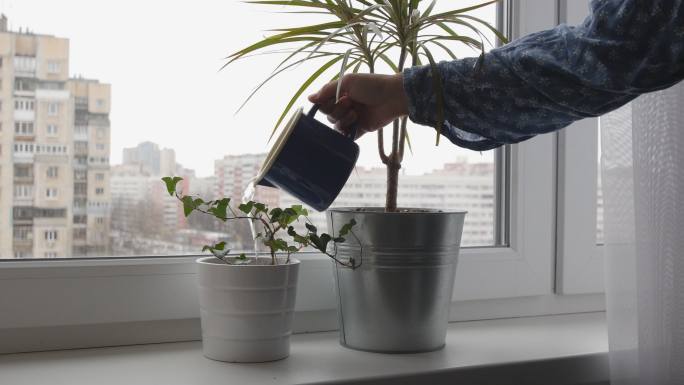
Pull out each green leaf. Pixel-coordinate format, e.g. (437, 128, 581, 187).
(202, 242, 230, 258)
(181, 196, 196, 217)
(287, 226, 309, 244)
(236, 253, 247, 260)
(254, 203, 268, 214)
(290, 205, 308, 217)
(238, 201, 255, 214)
(269, 208, 283, 222)
(338, 218, 357, 236)
(305, 223, 318, 234)
(161, 176, 183, 196)
(208, 198, 230, 219)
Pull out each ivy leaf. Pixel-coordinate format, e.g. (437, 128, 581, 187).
(305, 223, 318, 234)
(338, 219, 357, 236)
(288, 226, 309, 245)
(181, 196, 197, 217)
(290, 205, 308, 217)
(236, 253, 247, 261)
(161, 176, 183, 196)
(254, 202, 268, 214)
(238, 201, 255, 214)
(333, 237, 345, 243)
(269, 208, 283, 222)
(202, 242, 230, 258)
(309, 233, 331, 252)
(209, 198, 230, 219)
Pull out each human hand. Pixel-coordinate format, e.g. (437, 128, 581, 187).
(308, 73, 409, 139)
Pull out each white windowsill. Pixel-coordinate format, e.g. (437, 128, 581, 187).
(0, 312, 608, 385)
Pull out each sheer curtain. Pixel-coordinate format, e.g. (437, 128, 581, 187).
(601, 82, 684, 385)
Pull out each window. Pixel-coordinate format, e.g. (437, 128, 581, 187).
(44, 230, 58, 242)
(13, 184, 32, 198)
(555, 1, 605, 295)
(96, 99, 106, 108)
(47, 102, 60, 116)
(15, 99, 35, 111)
(96, 143, 105, 151)
(0, 1, 598, 354)
(14, 55, 36, 73)
(47, 60, 61, 74)
(14, 121, 34, 135)
(14, 78, 36, 92)
(46, 124, 58, 136)
(45, 188, 58, 198)
(95, 187, 104, 195)
(46, 166, 59, 178)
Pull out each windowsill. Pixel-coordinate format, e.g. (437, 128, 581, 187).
(0, 312, 608, 385)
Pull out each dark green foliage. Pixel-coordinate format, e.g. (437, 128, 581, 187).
(162, 177, 358, 266)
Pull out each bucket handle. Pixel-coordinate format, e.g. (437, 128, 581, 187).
(308, 104, 359, 141)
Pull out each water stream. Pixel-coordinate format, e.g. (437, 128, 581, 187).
(242, 177, 259, 258)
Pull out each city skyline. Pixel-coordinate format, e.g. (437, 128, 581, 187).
(3, 1, 498, 177)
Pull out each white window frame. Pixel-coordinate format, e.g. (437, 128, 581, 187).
(47, 102, 60, 116)
(0, 1, 605, 354)
(555, 1, 605, 294)
(45, 188, 58, 199)
(46, 124, 58, 136)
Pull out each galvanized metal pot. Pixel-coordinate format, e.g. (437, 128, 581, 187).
(196, 257, 300, 362)
(327, 208, 466, 353)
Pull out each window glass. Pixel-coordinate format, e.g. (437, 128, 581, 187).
(3, 1, 502, 258)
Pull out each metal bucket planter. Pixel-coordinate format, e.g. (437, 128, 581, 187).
(327, 208, 466, 353)
(196, 256, 300, 362)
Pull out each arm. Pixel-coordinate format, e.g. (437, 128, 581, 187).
(405, 0, 684, 150)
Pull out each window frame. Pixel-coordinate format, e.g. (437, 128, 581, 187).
(555, 0, 605, 294)
(0, 0, 605, 353)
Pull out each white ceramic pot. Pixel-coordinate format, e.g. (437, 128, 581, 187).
(196, 256, 300, 362)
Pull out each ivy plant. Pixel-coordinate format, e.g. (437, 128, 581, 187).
(162, 177, 358, 267)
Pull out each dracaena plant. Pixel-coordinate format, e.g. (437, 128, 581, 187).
(224, 0, 505, 212)
(162, 177, 358, 266)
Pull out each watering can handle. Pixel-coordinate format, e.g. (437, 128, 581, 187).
(308, 104, 358, 141)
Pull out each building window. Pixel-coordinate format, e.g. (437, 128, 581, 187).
(47, 60, 61, 74)
(95, 187, 104, 195)
(47, 124, 58, 136)
(47, 166, 59, 178)
(96, 99, 106, 108)
(13, 184, 32, 198)
(45, 230, 58, 242)
(95, 173, 104, 181)
(15, 99, 35, 111)
(96, 127, 106, 139)
(47, 102, 60, 116)
(14, 121, 34, 135)
(96, 217, 105, 224)
(96, 143, 105, 151)
(46, 188, 58, 199)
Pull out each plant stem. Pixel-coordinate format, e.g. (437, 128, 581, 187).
(384, 45, 408, 212)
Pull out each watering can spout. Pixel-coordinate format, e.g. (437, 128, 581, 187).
(257, 178, 275, 188)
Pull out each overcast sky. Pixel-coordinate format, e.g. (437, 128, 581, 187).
(6, 0, 497, 177)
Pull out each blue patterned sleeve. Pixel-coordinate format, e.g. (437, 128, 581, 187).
(403, 0, 684, 151)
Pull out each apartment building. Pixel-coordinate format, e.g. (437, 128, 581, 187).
(281, 161, 497, 246)
(214, 153, 280, 208)
(0, 20, 111, 258)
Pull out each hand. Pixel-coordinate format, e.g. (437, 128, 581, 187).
(308, 73, 410, 139)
